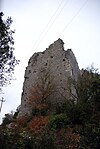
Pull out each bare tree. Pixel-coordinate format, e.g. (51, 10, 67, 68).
(28, 68, 55, 115)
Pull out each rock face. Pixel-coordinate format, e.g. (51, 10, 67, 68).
(18, 39, 80, 117)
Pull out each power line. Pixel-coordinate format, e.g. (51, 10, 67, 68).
(12, 0, 68, 90)
(11, 0, 88, 91)
(15, 0, 66, 69)
(13, 0, 70, 81)
(31, 0, 65, 50)
(31, 0, 70, 51)
(58, 0, 88, 37)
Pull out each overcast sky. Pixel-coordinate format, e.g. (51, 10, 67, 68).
(0, 0, 100, 123)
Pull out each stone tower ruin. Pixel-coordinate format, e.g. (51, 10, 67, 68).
(18, 39, 80, 117)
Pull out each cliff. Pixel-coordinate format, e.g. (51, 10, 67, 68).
(18, 39, 80, 117)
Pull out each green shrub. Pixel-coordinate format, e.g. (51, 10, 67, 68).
(80, 124, 100, 148)
(49, 114, 70, 129)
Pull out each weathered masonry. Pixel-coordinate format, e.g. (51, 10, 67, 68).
(18, 39, 80, 117)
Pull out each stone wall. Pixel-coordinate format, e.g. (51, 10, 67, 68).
(18, 39, 80, 117)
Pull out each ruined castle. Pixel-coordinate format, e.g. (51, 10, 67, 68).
(18, 39, 80, 117)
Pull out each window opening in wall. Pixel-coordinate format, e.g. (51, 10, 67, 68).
(71, 69, 73, 76)
(33, 70, 36, 73)
(25, 76, 29, 79)
(29, 70, 31, 73)
(45, 63, 48, 66)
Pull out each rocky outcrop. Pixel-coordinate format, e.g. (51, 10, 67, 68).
(18, 39, 80, 117)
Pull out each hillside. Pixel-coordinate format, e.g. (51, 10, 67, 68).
(0, 66, 100, 149)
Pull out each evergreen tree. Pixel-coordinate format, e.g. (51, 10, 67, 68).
(0, 12, 19, 88)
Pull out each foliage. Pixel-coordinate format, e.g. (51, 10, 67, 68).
(28, 116, 49, 134)
(63, 66, 100, 125)
(0, 66, 100, 148)
(32, 103, 49, 116)
(0, 12, 19, 88)
(2, 112, 14, 126)
(16, 116, 28, 128)
(49, 114, 70, 130)
(28, 68, 55, 115)
(65, 128, 81, 149)
(81, 124, 100, 148)
(57, 128, 80, 149)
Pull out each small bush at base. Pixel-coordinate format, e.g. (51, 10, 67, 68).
(49, 114, 70, 130)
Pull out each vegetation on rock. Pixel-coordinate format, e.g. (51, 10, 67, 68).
(0, 66, 100, 149)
